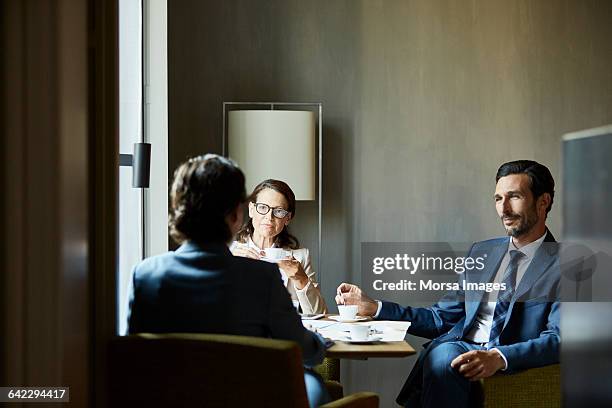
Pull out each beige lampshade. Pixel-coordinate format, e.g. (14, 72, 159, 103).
(228, 110, 316, 200)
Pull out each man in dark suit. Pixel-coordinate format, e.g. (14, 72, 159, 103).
(336, 160, 560, 408)
(127, 154, 328, 406)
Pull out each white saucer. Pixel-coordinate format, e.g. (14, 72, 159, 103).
(328, 315, 369, 323)
(341, 335, 382, 344)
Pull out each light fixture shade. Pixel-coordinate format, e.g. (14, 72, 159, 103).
(228, 110, 316, 200)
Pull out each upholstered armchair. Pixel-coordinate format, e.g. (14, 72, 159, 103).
(472, 364, 561, 408)
(109, 333, 378, 408)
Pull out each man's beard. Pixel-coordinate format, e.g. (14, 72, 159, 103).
(501, 205, 539, 238)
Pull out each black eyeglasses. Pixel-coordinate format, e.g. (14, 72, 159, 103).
(254, 202, 290, 219)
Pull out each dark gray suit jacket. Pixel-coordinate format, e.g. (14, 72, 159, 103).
(127, 241, 326, 367)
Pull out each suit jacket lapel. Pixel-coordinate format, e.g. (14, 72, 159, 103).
(512, 236, 557, 301)
(503, 231, 558, 329)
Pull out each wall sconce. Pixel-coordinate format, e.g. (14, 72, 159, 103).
(119, 142, 151, 188)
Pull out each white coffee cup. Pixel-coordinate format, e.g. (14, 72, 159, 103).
(337, 304, 358, 321)
(349, 324, 371, 341)
(264, 248, 289, 260)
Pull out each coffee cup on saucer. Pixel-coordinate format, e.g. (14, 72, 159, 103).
(263, 248, 290, 261)
(337, 305, 358, 321)
(349, 324, 371, 341)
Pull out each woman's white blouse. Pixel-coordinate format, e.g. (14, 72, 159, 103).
(230, 239, 328, 314)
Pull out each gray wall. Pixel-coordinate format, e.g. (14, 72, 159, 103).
(169, 1, 612, 405)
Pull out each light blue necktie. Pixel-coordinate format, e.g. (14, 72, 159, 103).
(488, 250, 525, 346)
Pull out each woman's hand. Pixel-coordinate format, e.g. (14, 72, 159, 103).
(231, 244, 263, 260)
(278, 256, 309, 289)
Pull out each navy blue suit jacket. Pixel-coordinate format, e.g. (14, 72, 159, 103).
(127, 241, 326, 367)
(379, 232, 560, 404)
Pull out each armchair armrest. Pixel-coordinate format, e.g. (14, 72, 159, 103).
(473, 364, 560, 408)
(324, 380, 344, 401)
(321, 392, 379, 408)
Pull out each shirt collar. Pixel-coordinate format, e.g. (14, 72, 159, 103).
(508, 231, 547, 261)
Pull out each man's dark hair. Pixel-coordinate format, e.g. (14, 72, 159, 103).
(169, 154, 246, 244)
(496, 160, 555, 214)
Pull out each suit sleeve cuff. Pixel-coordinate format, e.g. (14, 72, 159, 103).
(373, 300, 383, 318)
(491, 348, 508, 371)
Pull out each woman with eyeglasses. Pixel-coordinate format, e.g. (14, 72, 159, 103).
(231, 179, 328, 315)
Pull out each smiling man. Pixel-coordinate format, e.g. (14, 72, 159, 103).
(336, 160, 560, 408)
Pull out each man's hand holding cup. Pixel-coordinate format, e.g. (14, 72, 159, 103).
(335, 282, 378, 317)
